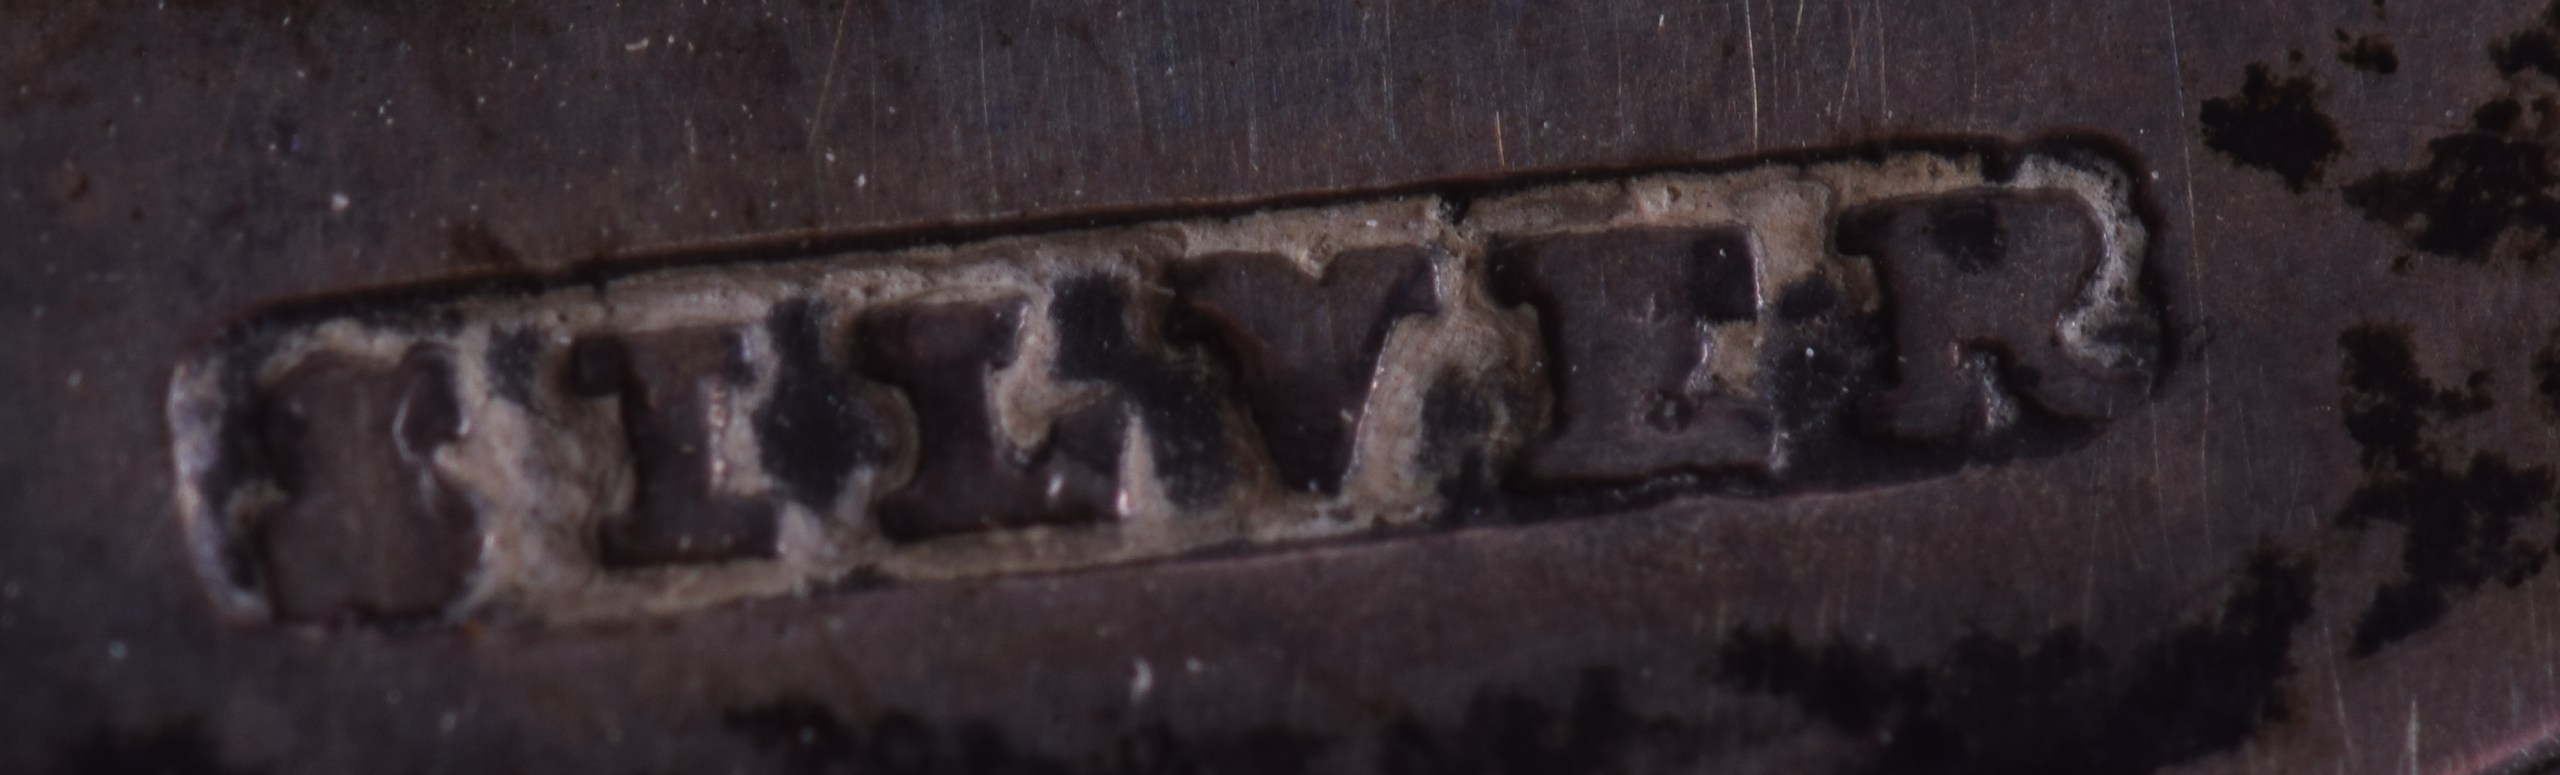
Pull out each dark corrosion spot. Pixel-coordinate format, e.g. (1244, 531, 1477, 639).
(724, 698, 859, 775)
(1420, 376, 1494, 472)
(1708, 624, 1963, 771)
(2475, 98, 2524, 134)
(1771, 276, 1842, 323)
(725, 695, 1322, 775)
(2493, 2, 2560, 79)
(2199, 64, 2344, 193)
(1052, 276, 1234, 507)
(855, 298, 1120, 543)
(868, 713, 937, 775)
(57, 717, 258, 775)
(2333, 325, 2558, 657)
(756, 299, 886, 511)
(1110, 723, 1327, 775)
(2340, 103, 2560, 263)
(1379, 668, 1652, 775)
(1714, 626, 1924, 735)
(2343, 451, 2555, 655)
(1419, 374, 1515, 525)
(2336, 325, 2492, 468)
(484, 326, 543, 405)
(2537, 330, 2560, 419)
(2335, 31, 2399, 75)
(2098, 550, 2316, 769)
(444, 218, 522, 269)
(952, 721, 1070, 775)
(1711, 548, 2314, 775)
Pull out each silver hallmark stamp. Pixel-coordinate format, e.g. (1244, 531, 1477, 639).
(167, 138, 2163, 626)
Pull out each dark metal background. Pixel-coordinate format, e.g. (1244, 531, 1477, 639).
(7, 0, 2560, 772)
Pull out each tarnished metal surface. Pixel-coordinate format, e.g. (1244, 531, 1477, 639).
(6, 0, 2560, 772)
(167, 143, 2157, 626)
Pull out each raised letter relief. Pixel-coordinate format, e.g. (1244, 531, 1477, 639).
(166, 137, 2162, 626)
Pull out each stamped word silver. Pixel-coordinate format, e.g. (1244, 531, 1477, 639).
(168, 138, 2161, 626)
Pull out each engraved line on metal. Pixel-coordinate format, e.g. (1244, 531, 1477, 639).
(168, 139, 2162, 626)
